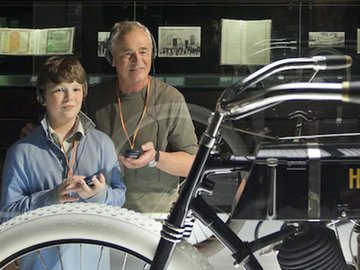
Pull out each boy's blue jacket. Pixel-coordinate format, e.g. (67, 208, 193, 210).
(0, 112, 126, 269)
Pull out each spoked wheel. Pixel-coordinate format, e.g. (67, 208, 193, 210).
(186, 104, 248, 254)
(0, 203, 213, 270)
(3, 244, 152, 270)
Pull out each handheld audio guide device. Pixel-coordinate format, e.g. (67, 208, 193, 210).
(124, 149, 142, 159)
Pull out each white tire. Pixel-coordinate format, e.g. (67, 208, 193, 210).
(0, 203, 213, 270)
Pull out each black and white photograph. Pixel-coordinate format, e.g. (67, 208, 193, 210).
(158, 26, 201, 57)
(308, 31, 345, 48)
(97, 31, 110, 57)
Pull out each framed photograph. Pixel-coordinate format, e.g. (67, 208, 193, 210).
(97, 31, 110, 57)
(0, 27, 75, 55)
(309, 32, 345, 48)
(158, 26, 201, 57)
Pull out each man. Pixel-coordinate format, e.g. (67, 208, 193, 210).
(86, 21, 198, 213)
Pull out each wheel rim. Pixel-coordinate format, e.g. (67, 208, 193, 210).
(1, 242, 151, 270)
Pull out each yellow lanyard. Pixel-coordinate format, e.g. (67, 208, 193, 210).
(116, 77, 150, 149)
(61, 140, 78, 178)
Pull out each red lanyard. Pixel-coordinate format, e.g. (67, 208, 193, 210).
(61, 140, 78, 178)
(116, 77, 150, 149)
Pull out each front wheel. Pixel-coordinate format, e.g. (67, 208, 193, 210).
(0, 203, 213, 270)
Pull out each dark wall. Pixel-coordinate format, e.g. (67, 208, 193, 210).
(0, 87, 44, 178)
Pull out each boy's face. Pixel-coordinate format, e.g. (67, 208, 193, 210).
(44, 81, 83, 127)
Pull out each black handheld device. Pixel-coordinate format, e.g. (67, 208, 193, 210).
(124, 149, 142, 159)
(84, 175, 95, 186)
(84, 170, 103, 186)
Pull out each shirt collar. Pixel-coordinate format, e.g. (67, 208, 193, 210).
(46, 116, 84, 148)
(40, 111, 95, 141)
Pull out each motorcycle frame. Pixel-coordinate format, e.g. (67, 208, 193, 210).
(150, 55, 358, 270)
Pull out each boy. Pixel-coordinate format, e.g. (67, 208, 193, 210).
(0, 55, 126, 269)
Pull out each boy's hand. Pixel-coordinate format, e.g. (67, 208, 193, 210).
(57, 176, 81, 203)
(58, 174, 106, 202)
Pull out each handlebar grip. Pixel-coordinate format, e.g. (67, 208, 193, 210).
(343, 81, 360, 104)
(313, 55, 352, 70)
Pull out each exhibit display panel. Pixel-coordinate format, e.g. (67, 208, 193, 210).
(0, 1, 359, 85)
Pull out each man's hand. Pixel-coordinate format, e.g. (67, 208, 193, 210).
(20, 122, 36, 138)
(119, 141, 156, 169)
(119, 141, 195, 177)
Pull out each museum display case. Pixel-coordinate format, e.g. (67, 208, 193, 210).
(2, 3, 360, 269)
(1, 1, 359, 82)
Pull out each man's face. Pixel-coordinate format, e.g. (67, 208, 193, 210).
(112, 28, 153, 91)
(44, 81, 83, 127)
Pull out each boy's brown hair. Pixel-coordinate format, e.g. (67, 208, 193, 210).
(36, 55, 88, 104)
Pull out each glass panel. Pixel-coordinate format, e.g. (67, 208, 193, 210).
(0, 1, 357, 86)
(135, 2, 300, 76)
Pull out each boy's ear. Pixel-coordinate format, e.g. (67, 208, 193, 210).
(36, 88, 46, 105)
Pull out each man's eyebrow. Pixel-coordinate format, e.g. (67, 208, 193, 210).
(120, 48, 133, 53)
(119, 47, 150, 53)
